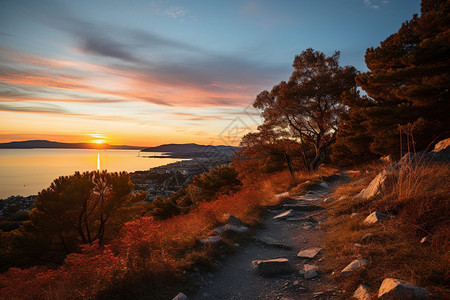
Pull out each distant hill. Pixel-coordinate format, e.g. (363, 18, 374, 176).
(141, 143, 239, 153)
(0, 140, 142, 150)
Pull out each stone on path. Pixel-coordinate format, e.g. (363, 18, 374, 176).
(199, 236, 222, 245)
(283, 203, 323, 211)
(364, 212, 389, 224)
(304, 264, 319, 279)
(172, 292, 189, 300)
(319, 182, 329, 188)
(378, 278, 429, 299)
(297, 247, 321, 259)
(341, 259, 368, 275)
(213, 224, 248, 234)
(256, 236, 292, 250)
(273, 209, 295, 220)
(290, 195, 322, 201)
(353, 285, 372, 300)
(251, 258, 293, 276)
(274, 192, 290, 199)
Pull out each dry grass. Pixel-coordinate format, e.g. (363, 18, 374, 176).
(324, 161, 450, 299)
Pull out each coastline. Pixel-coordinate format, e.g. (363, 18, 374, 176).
(0, 155, 234, 218)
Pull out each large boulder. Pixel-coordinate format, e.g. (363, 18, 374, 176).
(354, 169, 395, 199)
(251, 258, 293, 276)
(378, 278, 429, 299)
(355, 137, 450, 200)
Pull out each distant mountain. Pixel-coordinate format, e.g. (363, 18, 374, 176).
(141, 143, 240, 153)
(0, 140, 143, 150)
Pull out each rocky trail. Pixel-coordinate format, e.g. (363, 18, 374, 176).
(190, 178, 346, 300)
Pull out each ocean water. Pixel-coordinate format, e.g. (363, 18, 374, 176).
(0, 149, 184, 198)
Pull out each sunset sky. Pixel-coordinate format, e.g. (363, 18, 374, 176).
(0, 0, 420, 147)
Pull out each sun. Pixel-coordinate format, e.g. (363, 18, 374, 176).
(93, 139, 106, 144)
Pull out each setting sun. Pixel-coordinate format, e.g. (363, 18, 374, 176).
(93, 139, 106, 144)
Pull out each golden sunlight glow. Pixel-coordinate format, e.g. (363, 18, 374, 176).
(93, 139, 106, 144)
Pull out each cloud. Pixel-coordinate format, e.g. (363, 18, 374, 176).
(171, 113, 227, 121)
(0, 102, 69, 114)
(1, 2, 287, 109)
(363, 0, 388, 9)
(165, 6, 188, 18)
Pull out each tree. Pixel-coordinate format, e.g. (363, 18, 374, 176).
(356, 0, 450, 155)
(253, 48, 357, 170)
(330, 88, 378, 166)
(233, 124, 298, 176)
(28, 171, 146, 251)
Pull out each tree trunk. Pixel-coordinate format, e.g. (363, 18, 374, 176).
(284, 152, 294, 178)
(310, 148, 325, 170)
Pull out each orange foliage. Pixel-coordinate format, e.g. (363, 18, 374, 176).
(0, 172, 298, 299)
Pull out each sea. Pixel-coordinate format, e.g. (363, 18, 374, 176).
(0, 149, 185, 199)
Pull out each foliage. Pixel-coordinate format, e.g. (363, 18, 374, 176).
(353, 0, 450, 156)
(3, 170, 147, 268)
(232, 125, 304, 178)
(253, 48, 357, 170)
(148, 165, 242, 220)
(330, 89, 378, 166)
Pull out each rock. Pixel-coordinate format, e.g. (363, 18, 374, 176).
(199, 236, 222, 245)
(228, 214, 243, 225)
(354, 169, 395, 199)
(274, 192, 290, 199)
(341, 259, 368, 275)
(304, 264, 319, 279)
(364, 212, 389, 224)
(420, 236, 430, 244)
(319, 182, 329, 188)
(283, 203, 323, 211)
(353, 285, 371, 300)
(358, 138, 450, 201)
(212, 224, 248, 234)
(251, 258, 293, 276)
(273, 209, 295, 220)
(256, 236, 292, 249)
(432, 137, 450, 153)
(351, 212, 359, 218)
(172, 292, 188, 300)
(297, 247, 321, 259)
(360, 233, 375, 244)
(354, 243, 362, 248)
(378, 278, 429, 299)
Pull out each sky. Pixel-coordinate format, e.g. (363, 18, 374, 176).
(0, 0, 421, 147)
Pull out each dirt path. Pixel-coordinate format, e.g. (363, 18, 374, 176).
(191, 179, 345, 300)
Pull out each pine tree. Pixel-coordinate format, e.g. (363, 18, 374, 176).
(356, 0, 450, 155)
